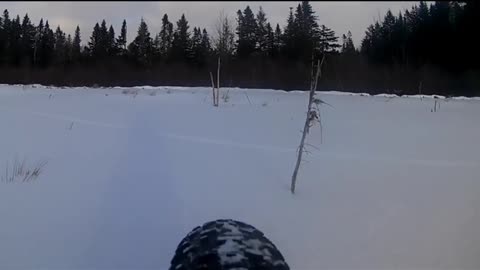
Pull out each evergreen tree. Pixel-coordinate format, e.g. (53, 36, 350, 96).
(171, 14, 191, 62)
(20, 13, 36, 65)
(256, 6, 269, 54)
(236, 6, 257, 58)
(201, 28, 211, 58)
(88, 22, 101, 58)
(8, 15, 22, 66)
(294, 1, 320, 59)
(1, 10, 11, 64)
(273, 23, 282, 57)
(116, 19, 127, 55)
(128, 18, 154, 66)
(72, 25, 81, 61)
(341, 31, 355, 54)
(53, 25, 66, 65)
(190, 27, 204, 65)
(159, 14, 173, 59)
(107, 25, 116, 56)
(98, 20, 108, 57)
(282, 7, 297, 59)
(65, 33, 72, 63)
(265, 22, 275, 58)
(39, 20, 54, 67)
(319, 25, 340, 53)
(33, 18, 44, 66)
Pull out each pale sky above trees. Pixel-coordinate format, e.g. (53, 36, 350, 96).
(2, 1, 418, 47)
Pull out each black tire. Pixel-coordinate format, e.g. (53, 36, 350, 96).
(169, 219, 290, 270)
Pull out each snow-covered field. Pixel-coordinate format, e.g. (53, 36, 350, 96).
(1, 84, 479, 270)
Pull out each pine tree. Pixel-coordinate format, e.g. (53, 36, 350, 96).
(107, 25, 116, 56)
(72, 25, 81, 61)
(20, 13, 36, 66)
(88, 22, 101, 58)
(39, 20, 55, 67)
(2, 10, 11, 62)
(159, 14, 173, 59)
(265, 22, 275, 58)
(201, 28, 211, 58)
(236, 6, 257, 58)
(319, 25, 340, 53)
(273, 23, 282, 58)
(171, 14, 191, 62)
(33, 18, 44, 66)
(7, 14, 22, 65)
(0, 11, 6, 64)
(256, 6, 269, 54)
(282, 7, 297, 59)
(128, 18, 154, 66)
(293, 2, 313, 59)
(153, 33, 161, 58)
(116, 19, 127, 55)
(341, 31, 355, 54)
(65, 34, 72, 63)
(53, 25, 66, 65)
(190, 27, 203, 65)
(98, 20, 108, 58)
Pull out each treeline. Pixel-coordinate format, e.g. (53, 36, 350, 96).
(0, 1, 478, 96)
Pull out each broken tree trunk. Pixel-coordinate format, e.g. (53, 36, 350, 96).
(291, 55, 325, 194)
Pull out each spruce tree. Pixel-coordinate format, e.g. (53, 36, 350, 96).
(201, 28, 211, 58)
(282, 7, 297, 59)
(21, 13, 36, 65)
(65, 33, 72, 63)
(72, 25, 81, 61)
(256, 6, 269, 54)
(107, 25, 116, 56)
(159, 14, 173, 59)
(53, 25, 66, 65)
(190, 27, 203, 65)
(236, 6, 257, 58)
(319, 25, 340, 53)
(341, 31, 355, 54)
(116, 19, 127, 55)
(39, 20, 55, 67)
(171, 14, 191, 62)
(128, 18, 154, 66)
(273, 23, 282, 58)
(88, 22, 101, 58)
(265, 22, 275, 58)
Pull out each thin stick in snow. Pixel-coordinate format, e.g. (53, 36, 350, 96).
(210, 71, 216, 106)
(291, 55, 325, 194)
(216, 57, 221, 106)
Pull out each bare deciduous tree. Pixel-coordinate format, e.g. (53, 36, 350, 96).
(212, 11, 235, 59)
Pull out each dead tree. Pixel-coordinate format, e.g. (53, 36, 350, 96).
(209, 57, 221, 107)
(217, 57, 221, 106)
(291, 55, 325, 194)
(210, 71, 217, 106)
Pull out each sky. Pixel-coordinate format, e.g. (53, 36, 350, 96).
(2, 1, 419, 48)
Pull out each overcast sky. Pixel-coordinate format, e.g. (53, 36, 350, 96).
(2, 1, 418, 48)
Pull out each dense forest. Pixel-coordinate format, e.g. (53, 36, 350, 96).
(0, 1, 478, 96)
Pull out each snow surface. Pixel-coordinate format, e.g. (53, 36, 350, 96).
(1, 84, 480, 270)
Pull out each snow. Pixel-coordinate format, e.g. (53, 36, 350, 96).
(1, 84, 480, 270)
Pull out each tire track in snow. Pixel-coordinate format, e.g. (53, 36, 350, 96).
(2, 106, 477, 169)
